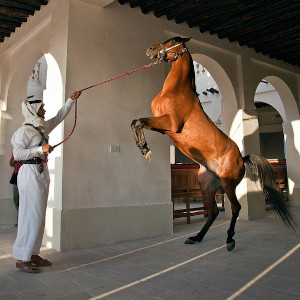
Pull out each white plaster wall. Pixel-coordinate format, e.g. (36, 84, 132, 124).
(63, 0, 170, 209)
(0, 0, 70, 229)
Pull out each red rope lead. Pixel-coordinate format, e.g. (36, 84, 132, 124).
(80, 63, 154, 92)
(52, 63, 154, 149)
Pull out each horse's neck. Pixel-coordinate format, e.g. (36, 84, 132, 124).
(163, 52, 195, 92)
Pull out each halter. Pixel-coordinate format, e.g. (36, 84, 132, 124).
(157, 42, 188, 63)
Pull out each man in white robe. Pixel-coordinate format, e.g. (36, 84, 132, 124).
(11, 91, 81, 273)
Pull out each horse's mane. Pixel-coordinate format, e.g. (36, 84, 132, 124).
(188, 53, 199, 96)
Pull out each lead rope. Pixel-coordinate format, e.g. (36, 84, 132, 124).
(39, 62, 157, 172)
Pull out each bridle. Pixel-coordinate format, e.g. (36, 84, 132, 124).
(157, 42, 188, 63)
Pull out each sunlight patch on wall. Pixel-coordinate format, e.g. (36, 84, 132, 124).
(0, 110, 3, 155)
(292, 120, 300, 156)
(288, 178, 295, 194)
(229, 109, 244, 154)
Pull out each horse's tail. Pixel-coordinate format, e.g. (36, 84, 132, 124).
(243, 154, 297, 230)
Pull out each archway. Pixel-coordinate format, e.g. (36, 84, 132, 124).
(254, 76, 300, 207)
(192, 54, 238, 137)
(40, 53, 64, 249)
(6, 51, 64, 246)
(254, 79, 286, 160)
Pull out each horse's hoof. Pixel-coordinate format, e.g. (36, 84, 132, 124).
(227, 240, 235, 251)
(145, 150, 152, 163)
(184, 238, 199, 244)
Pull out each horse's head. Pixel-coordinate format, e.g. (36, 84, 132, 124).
(146, 37, 191, 63)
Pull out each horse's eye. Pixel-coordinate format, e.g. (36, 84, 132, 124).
(170, 40, 175, 45)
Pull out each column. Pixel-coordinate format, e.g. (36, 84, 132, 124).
(282, 121, 300, 207)
(225, 56, 265, 220)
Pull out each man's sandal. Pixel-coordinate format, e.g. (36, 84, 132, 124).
(31, 255, 52, 267)
(16, 261, 40, 273)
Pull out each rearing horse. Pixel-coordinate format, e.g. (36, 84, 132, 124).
(131, 37, 296, 251)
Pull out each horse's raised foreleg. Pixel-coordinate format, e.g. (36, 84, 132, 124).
(131, 119, 152, 161)
(185, 169, 220, 244)
(131, 115, 173, 161)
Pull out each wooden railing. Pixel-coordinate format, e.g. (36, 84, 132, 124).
(171, 164, 224, 224)
(171, 160, 287, 223)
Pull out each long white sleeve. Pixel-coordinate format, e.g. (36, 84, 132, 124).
(11, 98, 75, 160)
(45, 98, 75, 135)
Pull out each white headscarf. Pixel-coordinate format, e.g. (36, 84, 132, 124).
(22, 97, 46, 131)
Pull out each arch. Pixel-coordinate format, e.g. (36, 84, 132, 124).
(254, 76, 299, 123)
(254, 75, 300, 205)
(7, 50, 64, 247)
(191, 54, 238, 136)
(253, 75, 300, 154)
(264, 76, 299, 122)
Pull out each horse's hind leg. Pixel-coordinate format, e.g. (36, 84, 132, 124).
(220, 178, 241, 251)
(185, 169, 220, 244)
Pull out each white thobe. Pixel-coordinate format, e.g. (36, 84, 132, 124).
(11, 98, 74, 261)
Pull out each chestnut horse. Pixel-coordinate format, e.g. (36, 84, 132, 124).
(131, 37, 296, 251)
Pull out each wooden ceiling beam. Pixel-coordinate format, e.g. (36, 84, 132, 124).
(268, 47, 300, 57)
(140, 0, 174, 15)
(150, 0, 198, 19)
(262, 37, 300, 53)
(125, 0, 151, 9)
(239, 26, 300, 48)
(0, 26, 14, 34)
(208, 2, 299, 39)
(0, 8, 28, 18)
(118, 0, 129, 5)
(252, 31, 300, 52)
(0, 12, 25, 24)
(173, 1, 217, 24)
(263, 45, 300, 58)
(0, 32, 11, 37)
(229, 15, 299, 44)
(0, 4, 35, 16)
(0, 0, 40, 11)
(16, 0, 48, 6)
(186, 2, 265, 28)
(0, 19, 22, 27)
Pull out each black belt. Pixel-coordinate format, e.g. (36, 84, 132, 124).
(22, 157, 43, 164)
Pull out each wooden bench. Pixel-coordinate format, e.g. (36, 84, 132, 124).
(268, 159, 288, 201)
(171, 164, 224, 224)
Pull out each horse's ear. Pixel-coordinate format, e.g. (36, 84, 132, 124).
(182, 37, 191, 43)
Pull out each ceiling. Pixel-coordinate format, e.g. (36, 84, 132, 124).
(0, 0, 299, 68)
(118, 0, 300, 68)
(0, 0, 48, 42)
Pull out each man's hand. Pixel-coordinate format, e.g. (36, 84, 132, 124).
(70, 91, 81, 100)
(42, 144, 54, 154)
(10, 159, 16, 167)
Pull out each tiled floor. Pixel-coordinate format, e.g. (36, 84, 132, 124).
(0, 208, 299, 300)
